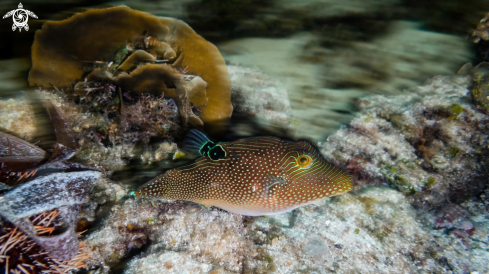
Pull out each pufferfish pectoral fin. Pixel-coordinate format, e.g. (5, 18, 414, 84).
(197, 202, 213, 210)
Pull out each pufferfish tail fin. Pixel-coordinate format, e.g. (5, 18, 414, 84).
(183, 129, 215, 156)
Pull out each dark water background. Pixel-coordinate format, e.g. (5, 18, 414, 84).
(1, 0, 487, 94)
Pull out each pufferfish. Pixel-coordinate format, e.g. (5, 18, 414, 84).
(134, 130, 352, 216)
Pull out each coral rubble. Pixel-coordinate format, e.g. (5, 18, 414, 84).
(125, 251, 217, 274)
(249, 187, 481, 273)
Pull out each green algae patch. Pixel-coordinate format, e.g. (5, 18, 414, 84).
(449, 147, 460, 159)
(395, 175, 409, 186)
(448, 104, 463, 120)
(389, 115, 405, 129)
(424, 177, 436, 187)
(264, 256, 277, 272)
(472, 70, 489, 111)
(357, 196, 380, 215)
(380, 162, 427, 194)
(401, 186, 417, 195)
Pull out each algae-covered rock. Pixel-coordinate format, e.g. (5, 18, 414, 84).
(0, 97, 37, 141)
(83, 187, 489, 273)
(467, 62, 489, 110)
(37, 85, 181, 171)
(227, 64, 293, 136)
(320, 74, 489, 209)
(29, 6, 232, 135)
(473, 12, 489, 61)
(84, 199, 249, 272)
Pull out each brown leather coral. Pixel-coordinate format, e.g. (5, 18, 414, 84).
(29, 6, 232, 135)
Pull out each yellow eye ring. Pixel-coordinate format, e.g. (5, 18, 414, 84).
(296, 155, 312, 168)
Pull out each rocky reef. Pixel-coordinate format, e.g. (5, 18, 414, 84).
(0, 97, 37, 141)
(29, 6, 232, 136)
(227, 64, 293, 136)
(1, 3, 489, 274)
(21, 6, 237, 172)
(78, 70, 488, 274)
(474, 12, 489, 62)
(321, 73, 489, 210)
(82, 186, 489, 273)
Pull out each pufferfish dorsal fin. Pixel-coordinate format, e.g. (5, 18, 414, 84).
(183, 129, 215, 156)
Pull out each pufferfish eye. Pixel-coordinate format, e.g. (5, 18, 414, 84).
(296, 155, 312, 168)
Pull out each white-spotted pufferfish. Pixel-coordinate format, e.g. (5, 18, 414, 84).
(134, 130, 352, 216)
